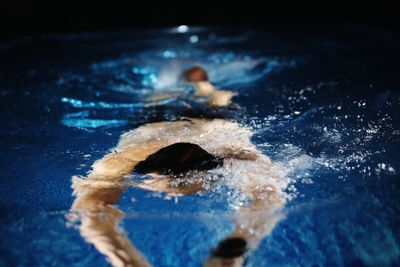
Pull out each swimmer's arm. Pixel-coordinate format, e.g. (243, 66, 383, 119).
(77, 205, 152, 267)
(218, 145, 259, 161)
(71, 150, 153, 266)
(71, 150, 139, 210)
(88, 150, 139, 181)
(208, 89, 236, 107)
(72, 139, 168, 209)
(231, 190, 285, 243)
(204, 188, 285, 267)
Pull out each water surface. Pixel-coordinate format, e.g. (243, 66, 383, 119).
(0, 25, 399, 266)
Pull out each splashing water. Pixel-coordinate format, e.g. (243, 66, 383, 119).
(0, 26, 399, 266)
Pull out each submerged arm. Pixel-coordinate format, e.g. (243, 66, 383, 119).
(70, 145, 158, 267)
(71, 149, 138, 210)
(204, 190, 285, 267)
(77, 205, 152, 267)
(204, 158, 287, 267)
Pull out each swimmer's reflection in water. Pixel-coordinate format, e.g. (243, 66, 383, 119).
(69, 67, 289, 267)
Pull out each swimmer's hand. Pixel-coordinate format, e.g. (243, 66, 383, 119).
(204, 238, 248, 267)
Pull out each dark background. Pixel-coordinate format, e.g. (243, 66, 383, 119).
(0, 0, 398, 41)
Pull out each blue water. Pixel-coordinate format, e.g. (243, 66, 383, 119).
(0, 26, 399, 266)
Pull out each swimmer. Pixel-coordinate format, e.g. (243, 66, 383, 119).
(69, 68, 289, 267)
(149, 66, 236, 108)
(183, 66, 237, 107)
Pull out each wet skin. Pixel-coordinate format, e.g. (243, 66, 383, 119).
(70, 118, 288, 267)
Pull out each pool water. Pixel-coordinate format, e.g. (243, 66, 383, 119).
(0, 26, 399, 266)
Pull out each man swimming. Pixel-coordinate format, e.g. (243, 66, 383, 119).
(148, 65, 236, 110)
(69, 67, 289, 267)
(183, 66, 237, 107)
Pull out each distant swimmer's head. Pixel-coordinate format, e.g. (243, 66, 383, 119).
(182, 66, 215, 97)
(183, 66, 209, 82)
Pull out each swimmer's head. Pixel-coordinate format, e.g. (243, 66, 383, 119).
(183, 66, 209, 82)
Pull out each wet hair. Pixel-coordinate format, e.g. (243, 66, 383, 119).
(182, 66, 209, 82)
(134, 142, 223, 175)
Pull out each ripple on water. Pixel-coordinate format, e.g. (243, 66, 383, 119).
(5, 28, 398, 266)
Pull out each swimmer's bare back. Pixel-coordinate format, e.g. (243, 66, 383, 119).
(70, 119, 289, 267)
